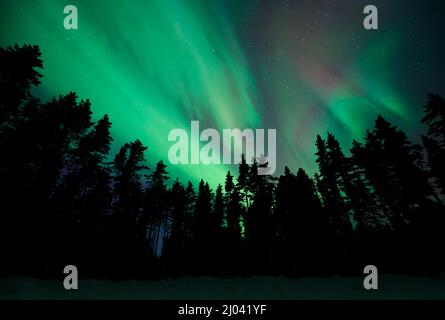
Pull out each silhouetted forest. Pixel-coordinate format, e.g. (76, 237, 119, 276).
(1, 44, 445, 280)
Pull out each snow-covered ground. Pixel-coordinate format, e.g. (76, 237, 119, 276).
(1, 274, 444, 300)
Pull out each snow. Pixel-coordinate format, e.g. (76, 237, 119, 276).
(1, 274, 444, 300)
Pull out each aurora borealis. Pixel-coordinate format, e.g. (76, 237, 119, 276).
(1, 0, 444, 186)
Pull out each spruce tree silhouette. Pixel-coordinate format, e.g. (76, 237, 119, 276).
(244, 160, 275, 274)
(51, 113, 113, 276)
(349, 139, 389, 234)
(419, 94, 445, 270)
(212, 184, 225, 274)
(422, 93, 445, 196)
(144, 160, 169, 259)
(162, 178, 186, 277)
(315, 134, 354, 272)
(356, 116, 431, 231)
(182, 181, 197, 274)
(190, 180, 214, 275)
(107, 140, 148, 279)
(352, 115, 440, 271)
(223, 171, 243, 274)
(237, 154, 250, 206)
(275, 166, 333, 276)
(274, 166, 295, 274)
(0, 44, 43, 124)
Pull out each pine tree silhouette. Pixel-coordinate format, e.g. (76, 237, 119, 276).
(144, 160, 169, 259)
(162, 178, 186, 276)
(0, 44, 43, 124)
(422, 93, 445, 196)
(107, 140, 148, 279)
(315, 134, 354, 271)
(223, 171, 243, 274)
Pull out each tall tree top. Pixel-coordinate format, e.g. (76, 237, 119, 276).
(0, 44, 43, 106)
(422, 93, 445, 145)
(225, 171, 234, 193)
(150, 160, 169, 188)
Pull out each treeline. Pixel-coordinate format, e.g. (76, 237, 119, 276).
(1, 44, 445, 280)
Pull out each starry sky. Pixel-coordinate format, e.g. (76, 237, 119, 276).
(1, 0, 444, 186)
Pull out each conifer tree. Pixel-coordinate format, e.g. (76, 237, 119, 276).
(108, 139, 148, 278)
(421, 93, 445, 195)
(356, 116, 432, 231)
(162, 178, 186, 275)
(144, 161, 169, 257)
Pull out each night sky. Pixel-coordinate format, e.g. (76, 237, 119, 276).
(1, 0, 444, 186)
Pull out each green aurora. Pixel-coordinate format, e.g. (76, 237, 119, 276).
(1, 0, 444, 186)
